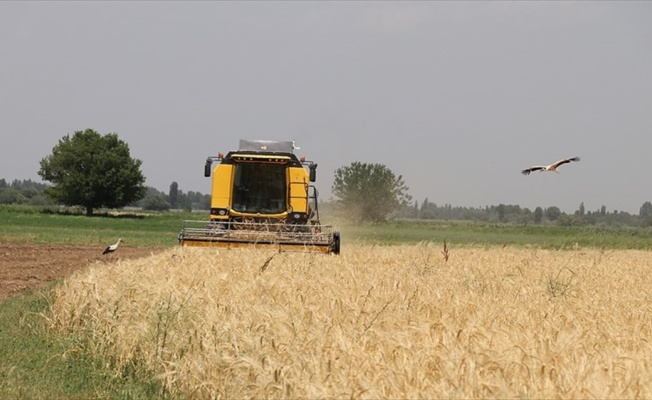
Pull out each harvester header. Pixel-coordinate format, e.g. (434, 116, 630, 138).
(179, 139, 340, 254)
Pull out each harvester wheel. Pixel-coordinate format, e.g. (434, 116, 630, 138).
(331, 231, 341, 255)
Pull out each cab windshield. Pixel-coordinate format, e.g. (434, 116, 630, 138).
(232, 163, 287, 214)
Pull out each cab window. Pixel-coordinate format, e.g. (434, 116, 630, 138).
(232, 163, 286, 213)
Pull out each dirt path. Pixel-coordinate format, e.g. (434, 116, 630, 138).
(0, 243, 163, 301)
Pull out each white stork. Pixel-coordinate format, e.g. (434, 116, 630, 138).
(102, 238, 122, 255)
(521, 157, 580, 175)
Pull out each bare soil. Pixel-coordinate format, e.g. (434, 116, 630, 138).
(0, 243, 163, 301)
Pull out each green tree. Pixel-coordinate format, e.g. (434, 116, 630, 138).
(142, 193, 171, 211)
(557, 214, 586, 227)
(545, 206, 562, 222)
(169, 181, 179, 209)
(497, 204, 506, 222)
(38, 129, 146, 216)
(0, 188, 26, 204)
(639, 201, 652, 218)
(534, 206, 543, 224)
(332, 162, 412, 223)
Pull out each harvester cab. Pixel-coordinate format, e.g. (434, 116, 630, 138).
(179, 140, 340, 254)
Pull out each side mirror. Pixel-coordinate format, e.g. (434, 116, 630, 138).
(204, 161, 212, 177)
(309, 164, 317, 182)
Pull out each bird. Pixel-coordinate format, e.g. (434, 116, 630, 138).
(292, 139, 300, 150)
(102, 238, 122, 255)
(521, 157, 580, 175)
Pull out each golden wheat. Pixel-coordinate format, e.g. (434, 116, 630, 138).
(49, 243, 652, 398)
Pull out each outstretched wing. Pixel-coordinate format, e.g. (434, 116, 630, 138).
(521, 166, 545, 175)
(551, 157, 580, 168)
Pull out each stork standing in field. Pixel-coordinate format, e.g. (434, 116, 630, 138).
(102, 238, 122, 255)
(521, 157, 580, 175)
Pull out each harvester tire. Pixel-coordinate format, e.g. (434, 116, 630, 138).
(332, 231, 341, 255)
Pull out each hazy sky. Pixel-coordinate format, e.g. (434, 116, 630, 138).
(2, 2, 651, 214)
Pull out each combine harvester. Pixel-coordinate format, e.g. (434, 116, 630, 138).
(179, 139, 340, 254)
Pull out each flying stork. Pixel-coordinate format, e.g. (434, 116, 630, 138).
(102, 238, 122, 255)
(521, 157, 580, 175)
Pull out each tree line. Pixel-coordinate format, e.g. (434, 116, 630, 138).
(0, 178, 210, 212)
(391, 199, 652, 228)
(7, 128, 652, 228)
(6, 174, 652, 228)
(0, 178, 53, 206)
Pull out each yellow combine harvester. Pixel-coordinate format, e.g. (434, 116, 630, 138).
(178, 139, 340, 254)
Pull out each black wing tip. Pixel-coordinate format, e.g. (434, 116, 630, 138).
(521, 169, 531, 175)
(571, 156, 580, 162)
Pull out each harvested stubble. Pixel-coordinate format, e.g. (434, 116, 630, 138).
(49, 244, 652, 398)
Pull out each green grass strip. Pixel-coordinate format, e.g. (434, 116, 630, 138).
(0, 286, 165, 399)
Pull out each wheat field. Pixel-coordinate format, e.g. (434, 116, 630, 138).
(49, 244, 652, 398)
